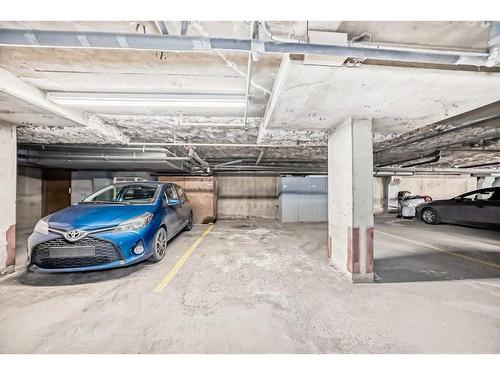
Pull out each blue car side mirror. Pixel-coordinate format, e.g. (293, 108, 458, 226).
(168, 198, 181, 206)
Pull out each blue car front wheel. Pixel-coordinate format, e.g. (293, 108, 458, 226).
(149, 227, 167, 262)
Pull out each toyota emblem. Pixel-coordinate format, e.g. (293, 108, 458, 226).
(65, 230, 83, 241)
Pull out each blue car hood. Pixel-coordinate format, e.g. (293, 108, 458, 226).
(48, 204, 156, 231)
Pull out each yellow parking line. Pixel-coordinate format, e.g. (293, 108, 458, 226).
(376, 229, 500, 271)
(154, 223, 215, 293)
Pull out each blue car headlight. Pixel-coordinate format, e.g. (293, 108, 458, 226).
(33, 216, 50, 235)
(114, 212, 153, 233)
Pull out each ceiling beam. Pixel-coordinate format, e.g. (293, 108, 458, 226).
(0, 67, 87, 127)
(257, 55, 293, 143)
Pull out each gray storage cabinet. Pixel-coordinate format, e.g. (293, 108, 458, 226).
(278, 176, 328, 222)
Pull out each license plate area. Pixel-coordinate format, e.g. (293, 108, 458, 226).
(49, 246, 96, 258)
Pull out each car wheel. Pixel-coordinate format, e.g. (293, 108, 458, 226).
(421, 208, 440, 225)
(185, 212, 193, 231)
(149, 227, 167, 262)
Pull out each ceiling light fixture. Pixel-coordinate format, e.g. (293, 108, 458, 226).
(46, 92, 247, 108)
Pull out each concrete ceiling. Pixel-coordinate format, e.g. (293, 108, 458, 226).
(0, 91, 76, 126)
(265, 58, 500, 136)
(0, 21, 499, 172)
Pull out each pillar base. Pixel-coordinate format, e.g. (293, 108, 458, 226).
(329, 260, 374, 283)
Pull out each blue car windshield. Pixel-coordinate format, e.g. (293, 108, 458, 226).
(81, 184, 160, 205)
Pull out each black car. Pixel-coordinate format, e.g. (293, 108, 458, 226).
(415, 187, 500, 228)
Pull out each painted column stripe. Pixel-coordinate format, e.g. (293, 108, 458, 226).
(347, 227, 352, 272)
(366, 226, 374, 273)
(352, 227, 360, 274)
(347, 227, 361, 274)
(328, 234, 333, 259)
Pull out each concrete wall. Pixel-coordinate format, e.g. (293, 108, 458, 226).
(16, 166, 43, 265)
(0, 125, 17, 271)
(159, 176, 217, 224)
(16, 167, 42, 232)
(217, 175, 476, 220)
(398, 175, 477, 200)
(217, 176, 278, 219)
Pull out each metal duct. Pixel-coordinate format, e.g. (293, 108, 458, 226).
(0, 28, 491, 67)
(374, 167, 499, 175)
(128, 142, 325, 148)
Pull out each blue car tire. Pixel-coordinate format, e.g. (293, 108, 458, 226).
(185, 212, 193, 231)
(149, 227, 167, 262)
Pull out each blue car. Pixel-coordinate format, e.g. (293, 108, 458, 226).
(27, 182, 193, 272)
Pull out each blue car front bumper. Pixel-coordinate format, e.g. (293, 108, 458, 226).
(27, 225, 158, 273)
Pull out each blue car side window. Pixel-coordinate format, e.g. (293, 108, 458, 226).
(176, 187, 186, 203)
(162, 191, 169, 207)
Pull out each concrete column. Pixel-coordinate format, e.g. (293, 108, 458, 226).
(328, 118, 374, 283)
(381, 176, 390, 214)
(0, 124, 17, 275)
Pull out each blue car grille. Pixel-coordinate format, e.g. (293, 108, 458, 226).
(32, 236, 123, 269)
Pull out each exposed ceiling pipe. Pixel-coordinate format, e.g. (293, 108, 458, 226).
(178, 121, 245, 128)
(260, 21, 308, 43)
(190, 21, 271, 96)
(214, 160, 243, 167)
(243, 21, 257, 129)
(375, 151, 440, 167)
(255, 149, 265, 166)
(458, 161, 500, 169)
(128, 142, 326, 148)
(178, 113, 245, 128)
(443, 148, 500, 153)
(187, 146, 211, 172)
(375, 132, 500, 163)
(401, 152, 441, 168)
(0, 28, 492, 67)
(18, 157, 188, 171)
(154, 21, 169, 35)
(180, 21, 189, 36)
(20, 144, 177, 153)
(18, 144, 190, 169)
(18, 153, 191, 161)
(375, 167, 500, 175)
(213, 165, 327, 172)
(18, 150, 191, 171)
(19, 160, 189, 172)
(212, 170, 327, 176)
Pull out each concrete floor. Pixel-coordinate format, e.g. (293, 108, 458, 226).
(0, 216, 499, 353)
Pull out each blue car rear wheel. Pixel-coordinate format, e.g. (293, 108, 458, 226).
(185, 212, 193, 231)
